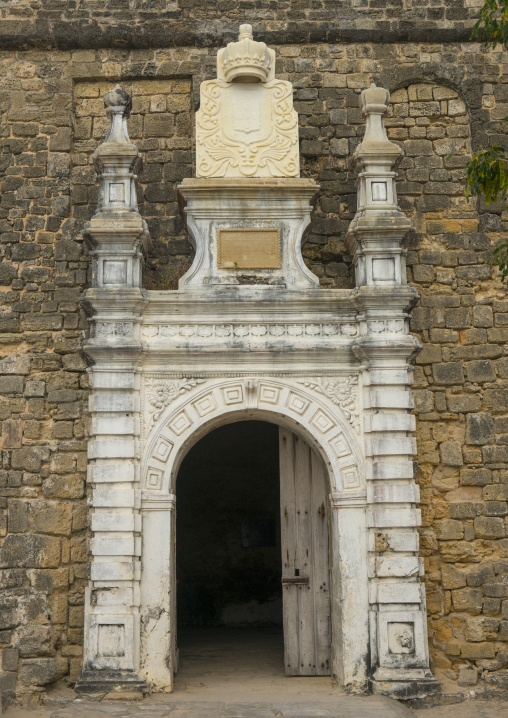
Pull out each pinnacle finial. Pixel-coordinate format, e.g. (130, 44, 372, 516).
(359, 83, 390, 118)
(238, 23, 253, 40)
(103, 84, 132, 119)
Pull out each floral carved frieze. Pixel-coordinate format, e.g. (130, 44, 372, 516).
(368, 319, 406, 334)
(145, 377, 206, 433)
(95, 322, 133, 338)
(297, 376, 360, 433)
(141, 322, 358, 340)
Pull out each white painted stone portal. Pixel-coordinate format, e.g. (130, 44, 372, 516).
(77, 28, 439, 701)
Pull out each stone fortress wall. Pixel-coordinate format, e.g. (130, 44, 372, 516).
(1, 0, 508, 703)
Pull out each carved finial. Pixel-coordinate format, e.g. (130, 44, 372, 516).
(355, 82, 398, 156)
(103, 84, 132, 118)
(101, 85, 132, 145)
(238, 24, 253, 40)
(359, 83, 390, 119)
(218, 23, 272, 83)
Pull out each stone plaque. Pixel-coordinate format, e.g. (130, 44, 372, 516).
(218, 229, 281, 269)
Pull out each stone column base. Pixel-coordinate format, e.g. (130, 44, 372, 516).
(75, 670, 148, 697)
(370, 668, 441, 700)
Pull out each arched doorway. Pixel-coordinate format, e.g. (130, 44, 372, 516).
(174, 420, 332, 682)
(139, 378, 369, 692)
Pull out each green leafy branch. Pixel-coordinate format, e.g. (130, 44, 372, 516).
(465, 146, 508, 205)
(471, 0, 508, 47)
(465, 0, 508, 278)
(465, 146, 508, 278)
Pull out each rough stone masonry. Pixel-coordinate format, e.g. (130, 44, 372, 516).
(0, 0, 508, 706)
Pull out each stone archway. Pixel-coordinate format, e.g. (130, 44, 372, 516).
(139, 376, 368, 692)
(78, 37, 438, 700)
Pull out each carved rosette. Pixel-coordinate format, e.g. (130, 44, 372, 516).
(145, 377, 206, 433)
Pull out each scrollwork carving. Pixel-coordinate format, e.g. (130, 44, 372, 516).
(96, 322, 133, 338)
(297, 376, 360, 433)
(196, 79, 299, 178)
(145, 377, 206, 433)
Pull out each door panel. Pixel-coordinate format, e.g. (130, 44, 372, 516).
(279, 428, 331, 676)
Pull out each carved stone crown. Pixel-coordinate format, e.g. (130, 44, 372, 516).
(360, 83, 390, 117)
(218, 24, 272, 83)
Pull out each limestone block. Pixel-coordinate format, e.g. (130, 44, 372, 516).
(441, 564, 466, 589)
(94, 588, 135, 608)
(466, 413, 494, 445)
(367, 369, 410, 386)
(90, 464, 136, 484)
(440, 440, 463, 466)
(91, 562, 139, 582)
(370, 391, 413, 409)
(17, 624, 53, 658)
(90, 536, 137, 557)
(369, 582, 422, 604)
(24, 380, 45, 398)
(92, 393, 138, 412)
(11, 446, 50, 472)
(93, 489, 140, 508)
(367, 483, 419, 504)
(92, 415, 136, 435)
(384, 532, 420, 552)
(437, 519, 464, 540)
(368, 413, 415, 432)
(373, 557, 422, 578)
(2, 419, 23, 449)
(89, 439, 136, 459)
(367, 508, 421, 528)
(18, 656, 68, 687)
(458, 665, 478, 686)
(2, 648, 19, 672)
(452, 588, 483, 615)
(92, 372, 137, 390)
(474, 516, 505, 539)
(0, 534, 61, 569)
(369, 461, 414, 480)
(42, 475, 84, 500)
(369, 437, 416, 456)
(0, 353, 31, 375)
(91, 514, 139, 533)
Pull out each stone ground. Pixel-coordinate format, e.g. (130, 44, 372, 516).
(4, 629, 508, 718)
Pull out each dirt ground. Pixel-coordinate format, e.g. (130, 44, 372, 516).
(4, 629, 508, 718)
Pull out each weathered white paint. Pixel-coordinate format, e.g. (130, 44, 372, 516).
(77, 41, 438, 701)
(279, 428, 331, 676)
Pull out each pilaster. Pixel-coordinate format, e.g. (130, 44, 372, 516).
(347, 84, 440, 700)
(76, 86, 151, 696)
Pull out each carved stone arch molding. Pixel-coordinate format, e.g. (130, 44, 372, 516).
(142, 375, 365, 500)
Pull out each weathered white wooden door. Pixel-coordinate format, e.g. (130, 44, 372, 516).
(279, 428, 332, 676)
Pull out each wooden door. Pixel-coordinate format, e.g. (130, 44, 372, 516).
(279, 428, 331, 676)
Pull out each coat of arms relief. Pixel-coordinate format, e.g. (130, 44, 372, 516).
(196, 79, 299, 178)
(195, 24, 299, 179)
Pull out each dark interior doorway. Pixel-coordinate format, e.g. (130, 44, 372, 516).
(176, 421, 283, 634)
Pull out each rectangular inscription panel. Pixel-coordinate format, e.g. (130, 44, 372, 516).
(218, 229, 281, 269)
